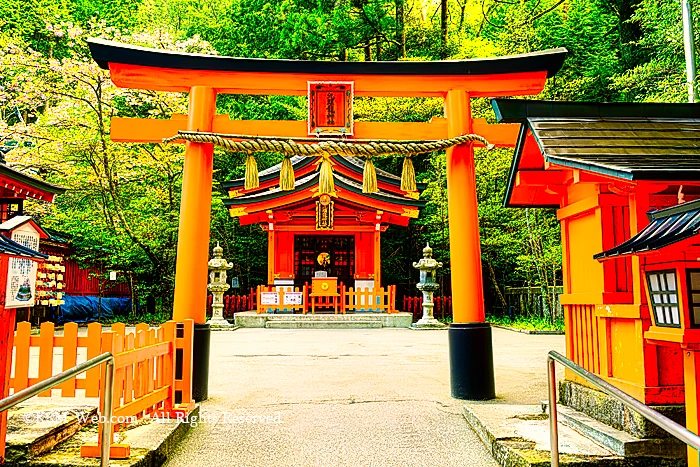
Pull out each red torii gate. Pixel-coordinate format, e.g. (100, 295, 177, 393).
(88, 39, 567, 400)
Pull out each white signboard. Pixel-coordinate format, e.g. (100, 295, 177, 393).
(6, 224, 40, 308)
(260, 292, 280, 306)
(284, 292, 303, 305)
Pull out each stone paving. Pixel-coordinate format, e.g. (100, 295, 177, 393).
(164, 327, 565, 467)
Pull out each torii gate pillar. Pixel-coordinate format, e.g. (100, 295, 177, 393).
(172, 86, 216, 401)
(445, 89, 496, 400)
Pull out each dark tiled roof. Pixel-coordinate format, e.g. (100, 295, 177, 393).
(89, 39, 567, 78)
(223, 171, 425, 208)
(594, 199, 700, 259)
(0, 234, 47, 260)
(493, 99, 700, 181)
(221, 156, 312, 189)
(1, 164, 65, 195)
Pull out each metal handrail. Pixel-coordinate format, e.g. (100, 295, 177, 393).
(0, 352, 115, 467)
(548, 350, 700, 467)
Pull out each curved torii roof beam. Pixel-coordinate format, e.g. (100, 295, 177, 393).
(88, 39, 567, 97)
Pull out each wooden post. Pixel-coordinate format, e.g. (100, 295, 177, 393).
(0, 256, 15, 461)
(684, 349, 700, 466)
(172, 86, 217, 324)
(445, 89, 484, 324)
(444, 89, 495, 400)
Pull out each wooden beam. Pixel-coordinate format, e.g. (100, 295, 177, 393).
(471, 119, 519, 148)
(111, 115, 521, 147)
(515, 170, 568, 186)
(109, 64, 548, 97)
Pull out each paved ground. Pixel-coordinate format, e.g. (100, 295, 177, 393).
(164, 327, 565, 467)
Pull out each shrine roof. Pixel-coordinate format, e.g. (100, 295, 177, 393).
(0, 164, 65, 201)
(223, 170, 425, 210)
(492, 99, 700, 207)
(0, 233, 47, 260)
(89, 39, 567, 78)
(221, 155, 427, 190)
(595, 198, 700, 259)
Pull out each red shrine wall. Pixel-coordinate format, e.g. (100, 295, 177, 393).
(560, 183, 699, 404)
(270, 230, 377, 284)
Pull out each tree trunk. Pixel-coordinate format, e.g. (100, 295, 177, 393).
(396, 0, 406, 58)
(440, 0, 448, 58)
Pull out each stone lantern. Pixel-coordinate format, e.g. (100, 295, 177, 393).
(412, 243, 446, 329)
(207, 243, 234, 328)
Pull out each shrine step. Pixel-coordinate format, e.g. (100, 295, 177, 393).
(234, 312, 413, 328)
(4, 404, 97, 463)
(265, 319, 383, 329)
(542, 401, 686, 458)
(463, 403, 686, 467)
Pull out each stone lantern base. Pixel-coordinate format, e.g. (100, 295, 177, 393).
(206, 317, 237, 329)
(412, 318, 447, 329)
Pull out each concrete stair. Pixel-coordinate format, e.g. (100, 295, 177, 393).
(543, 402, 686, 459)
(234, 311, 413, 328)
(264, 314, 383, 329)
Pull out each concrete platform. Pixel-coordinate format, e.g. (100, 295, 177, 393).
(16, 405, 200, 466)
(234, 312, 413, 329)
(463, 403, 685, 467)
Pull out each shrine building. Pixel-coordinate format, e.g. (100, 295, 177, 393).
(222, 155, 425, 289)
(492, 99, 700, 464)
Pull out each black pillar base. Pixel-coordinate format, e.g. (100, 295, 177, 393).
(192, 323, 211, 402)
(448, 322, 496, 400)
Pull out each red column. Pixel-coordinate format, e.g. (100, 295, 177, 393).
(172, 87, 217, 324)
(445, 89, 485, 323)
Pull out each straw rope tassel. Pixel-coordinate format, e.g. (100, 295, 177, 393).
(401, 156, 417, 193)
(244, 154, 259, 190)
(280, 155, 295, 191)
(363, 157, 378, 193)
(318, 156, 335, 195)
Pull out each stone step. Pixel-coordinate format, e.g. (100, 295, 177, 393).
(265, 320, 383, 329)
(463, 403, 686, 467)
(5, 404, 97, 463)
(544, 402, 686, 458)
(264, 314, 382, 321)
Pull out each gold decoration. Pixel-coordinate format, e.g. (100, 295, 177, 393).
(280, 155, 295, 191)
(315, 197, 334, 230)
(318, 156, 335, 195)
(244, 154, 259, 190)
(362, 157, 378, 193)
(401, 156, 417, 193)
(229, 207, 248, 217)
(317, 252, 331, 266)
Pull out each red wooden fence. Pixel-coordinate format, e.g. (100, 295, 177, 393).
(402, 295, 452, 322)
(206, 288, 257, 318)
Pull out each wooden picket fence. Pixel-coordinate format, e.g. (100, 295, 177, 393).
(402, 295, 452, 322)
(206, 288, 257, 318)
(256, 285, 307, 314)
(255, 284, 397, 314)
(342, 286, 397, 313)
(11, 320, 195, 458)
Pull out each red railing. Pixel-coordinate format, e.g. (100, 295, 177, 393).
(206, 288, 257, 318)
(402, 295, 452, 322)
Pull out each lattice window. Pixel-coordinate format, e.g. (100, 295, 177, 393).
(686, 270, 700, 328)
(646, 270, 680, 327)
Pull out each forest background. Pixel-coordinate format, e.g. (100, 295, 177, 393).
(0, 0, 692, 317)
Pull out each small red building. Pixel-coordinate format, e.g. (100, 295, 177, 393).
(222, 155, 425, 290)
(493, 98, 700, 463)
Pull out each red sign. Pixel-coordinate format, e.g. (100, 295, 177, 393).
(308, 82, 354, 136)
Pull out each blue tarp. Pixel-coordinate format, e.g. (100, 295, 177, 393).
(58, 295, 132, 324)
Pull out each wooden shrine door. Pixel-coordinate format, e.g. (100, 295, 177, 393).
(294, 235, 355, 287)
